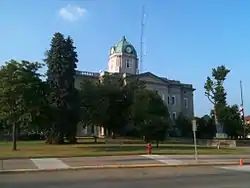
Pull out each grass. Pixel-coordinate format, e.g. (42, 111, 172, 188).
(0, 140, 248, 159)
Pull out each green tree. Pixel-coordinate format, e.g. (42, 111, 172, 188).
(0, 120, 3, 131)
(196, 115, 216, 138)
(131, 89, 170, 147)
(204, 65, 230, 135)
(64, 37, 80, 143)
(79, 79, 109, 135)
(222, 105, 243, 138)
(91, 75, 130, 138)
(32, 81, 53, 137)
(44, 32, 79, 144)
(0, 60, 45, 150)
(175, 113, 192, 137)
(79, 75, 142, 139)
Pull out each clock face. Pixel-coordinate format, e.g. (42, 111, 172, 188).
(126, 46, 132, 53)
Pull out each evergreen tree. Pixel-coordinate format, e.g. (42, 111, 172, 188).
(44, 32, 79, 144)
(64, 36, 80, 143)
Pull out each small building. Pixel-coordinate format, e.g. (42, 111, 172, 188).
(75, 36, 195, 137)
(245, 116, 250, 125)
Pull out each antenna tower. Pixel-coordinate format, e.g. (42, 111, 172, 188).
(139, 5, 146, 74)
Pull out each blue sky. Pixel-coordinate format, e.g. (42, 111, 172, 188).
(1, 0, 250, 116)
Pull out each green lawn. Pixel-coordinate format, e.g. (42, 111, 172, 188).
(0, 140, 248, 159)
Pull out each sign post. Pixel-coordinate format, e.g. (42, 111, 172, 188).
(192, 119, 198, 161)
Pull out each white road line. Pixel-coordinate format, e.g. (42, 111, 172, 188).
(31, 158, 69, 169)
(218, 165, 250, 172)
(141, 155, 183, 165)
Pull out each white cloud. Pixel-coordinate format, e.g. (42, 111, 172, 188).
(59, 4, 86, 22)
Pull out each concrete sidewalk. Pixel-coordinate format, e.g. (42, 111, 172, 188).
(1, 155, 250, 173)
(0, 155, 157, 171)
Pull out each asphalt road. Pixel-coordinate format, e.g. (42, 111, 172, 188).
(0, 167, 250, 188)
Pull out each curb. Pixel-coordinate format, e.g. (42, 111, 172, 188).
(0, 162, 248, 174)
(1, 154, 249, 160)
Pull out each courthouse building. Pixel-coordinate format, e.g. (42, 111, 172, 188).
(75, 36, 195, 137)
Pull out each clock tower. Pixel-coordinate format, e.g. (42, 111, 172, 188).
(108, 36, 138, 75)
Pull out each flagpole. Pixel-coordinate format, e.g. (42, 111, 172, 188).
(240, 80, 245, 139)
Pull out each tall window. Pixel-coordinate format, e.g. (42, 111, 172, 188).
(126, 60, 130, 68)
(161, 93, 165, 101)
(184, 97, 188, 108)
(171, 96, 176, 105)
(116, 61, 119, 66)
(172, 112, 176, 120)
(167, 96, 170, 104)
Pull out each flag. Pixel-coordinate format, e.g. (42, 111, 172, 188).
(239, 105, 245, 121)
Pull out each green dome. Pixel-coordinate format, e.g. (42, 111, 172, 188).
(110, 36, 137, 56)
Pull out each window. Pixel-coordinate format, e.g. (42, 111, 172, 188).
(172, 112, 176, 120)
(116, 61, 119, 66)
(162, 94, 165, 101)
(126, 60, 130, 68)
(171, 96, 176, 105)
(184, 97, 188, 108)
(167, 96, 170, 104)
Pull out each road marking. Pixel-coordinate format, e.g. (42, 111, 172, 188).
(218, 165, 250, 172)
(141, 155, 183, 165)
(31, 158, 69, 169)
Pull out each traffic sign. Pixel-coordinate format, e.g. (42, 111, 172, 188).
(192, 119, 197, 132)
(192, 119, 198, 160)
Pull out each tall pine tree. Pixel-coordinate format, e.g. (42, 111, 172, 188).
(44, 32, 79, 144)
(64, 36, 80, 143)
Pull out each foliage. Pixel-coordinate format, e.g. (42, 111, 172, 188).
(196, 105, 243, 139)
(79, 75, 145, 138)
(79, 79, 109, 130)
(100, 75, 131, 137)
(0, 60, 45, 150)
(78, 74, 170, 143)
(196, 115, 216, 139)
(222, 105, 244, 138)
(44, 32, 79, 144)
(131, 89, 170, 147)
(175, 113, 192, 137)
(204, 65, 230, 133)
(0, 120, 4, 131)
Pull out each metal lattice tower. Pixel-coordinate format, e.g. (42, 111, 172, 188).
(139, 5, 146, 74)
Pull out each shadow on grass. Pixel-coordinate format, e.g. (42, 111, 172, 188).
(76, 141, 106, 145)
(79, 145, 214, 152)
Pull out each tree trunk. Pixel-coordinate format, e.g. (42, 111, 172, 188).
(112, 132, 116, 139)
(214, 107, 219, 132)
(94, 136, 97, 144)
(156, 140, 159, 148)
(65, 123, 78, 144)
(45, 128, 65, 144)
(67, 136, 77, 144)
(12, 124, 17, 151)
(214, 107, 221, 149)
